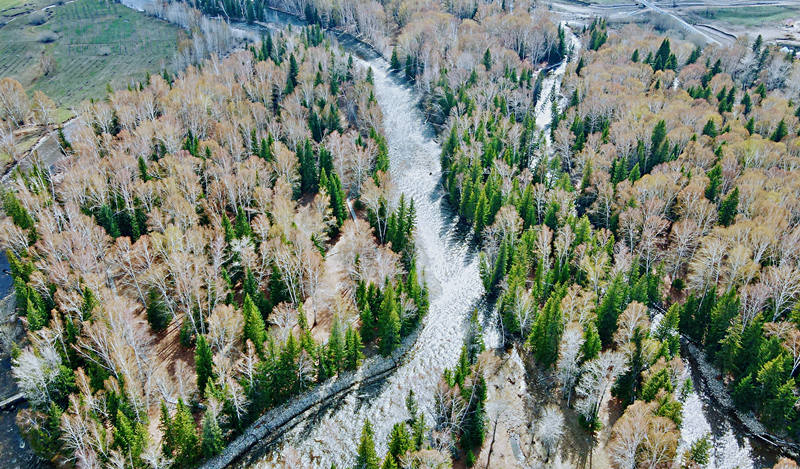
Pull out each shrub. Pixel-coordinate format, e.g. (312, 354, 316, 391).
(28, 11, 47, 25)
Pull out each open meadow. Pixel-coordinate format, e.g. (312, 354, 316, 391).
(0, 0, 182, 110)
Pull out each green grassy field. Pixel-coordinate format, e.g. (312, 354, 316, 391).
(0, 0, 183, 109)
(0, 0, 26, 11)
(693, 6, 800, 27)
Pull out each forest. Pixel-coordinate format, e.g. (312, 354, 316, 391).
(1, 24, 428, 468)
(3, 0, 800, 467)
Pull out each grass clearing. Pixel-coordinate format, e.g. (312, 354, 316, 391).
(0, 0, 26, 12)
(692, 6, 800, 27)
(0, 0, 183, 109)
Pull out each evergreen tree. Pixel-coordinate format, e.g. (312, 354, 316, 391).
(298, 139, 318, 193)
(345, 327, 364, 369)
(613, 327, 646, 406)
(170, 399, 200, 467)
(113, 409, 147, 462)
(390, 48, 400, 71)
(717, 319, 742, 375)
(582, 322, 602, 361)
(378, 283, 401, 356)
(529, 293, 563, 368)
(286, 53, 299, 93)
(755, 82, 766, 98)
(404, 54, 415, 80)
(687, 45, 702, 64)
(355, 420, 380, 469)
(702, 118, 717, 138)
(473, 191, 488, 236)
(631, 49, 639, 63)
(718, 187, 739, 226)
(381, 456, 398, 469)
(752, 34, 763, 54)
(243, 294, 266, 353)
(654, 303, 680, 358)
(770, 118, 787, 142)
(745, 117, 755, 135)
(234, 206, 251, 239)
(628, 162, 641, 182)
(195, 335, 214, 396)
(201, 410, 224, 459)
(741, 92, 752, 114)
(388, 422, 412, 460)
(482, 48, 492, 70)
(328, 317, 345, 374)
(705, 164, 722, 202)
(596, 275, 626, 346)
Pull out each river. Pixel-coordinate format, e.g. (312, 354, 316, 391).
(233, 14, 774, 469)
(238, 30, 492, 469)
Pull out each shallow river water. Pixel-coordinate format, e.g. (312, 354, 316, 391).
(245, 39, 492, 469)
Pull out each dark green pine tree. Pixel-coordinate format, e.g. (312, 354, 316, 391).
(652, 38, 671, 71)
(718, 187, 739, 226)
(648, 119, 667, 172)
(378, 283, 401, 356)
(195, 335, 214, 396)
(687, 45, 701, 64)
(388, 422, 412, 460)
(234, 206, 251, 238)
(113, 409, 147, 462)
(770, 118, 788, 142)
(706, 289, 740, 357)
(359, 297, 376, 343)
(26, 294, 48, 331)
(170, 399, 200, 467)
(654, 303, 680, 358)
(716, 318, 742, 375)
(628, 162, 641, 182)
(404, 55, 415, 80)
(473, 191, 488, 236)
(382, 456, 399, 469)
(460, 375, 487, 449)
(483, 48, 492, 70)
(763, 380, 795, 431)
(755, 82, 766, 98)
(345, 327, 364, 369)
(702, 119, 718, 138)
(596, 275, 626, 346)
(741, 92, 752, 114)
(221, 213, 235, 242)
(705, 164, 722, 202)
(529, 293, 563, 368)
(612, 326, 646, 406)
(328, 317, 345, 374)
(355, 420, 380, 469)
(201, 409, 224, 459)
(582, 321, 602, 361)
(631, 49, 639, 63)
(243, 294, 266, 353)
(752, 34, 763, 54)
(286, 53, 299, 93)
(320, 168, 348, 226)
(390, 48, 401, 71)
(745, 117, 755, 135)
(298, 139, 318, 193)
